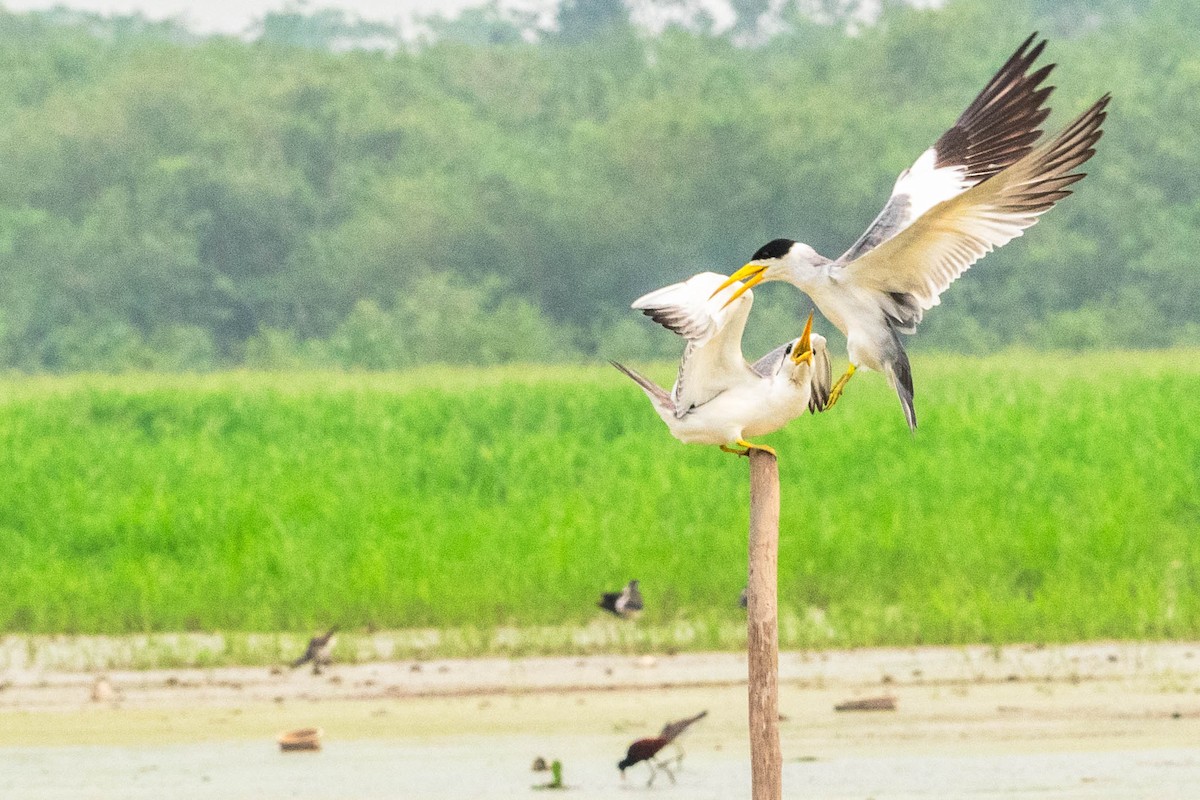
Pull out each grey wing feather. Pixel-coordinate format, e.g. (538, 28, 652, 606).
(840, 194, 913, 265)
(661, 710, 708, 742)
(750, 342, 793, 378)
(808, 333, 832, 413)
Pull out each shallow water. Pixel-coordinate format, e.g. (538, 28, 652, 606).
(4, 644, 1200, 798)
(4, 737, 1200, 799)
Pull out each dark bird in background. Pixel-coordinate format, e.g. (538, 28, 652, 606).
(739, 586, 748, 609)
(291, 626, 338, 675)
(618, 710, 707, 786)
(598, 579, 643, 619)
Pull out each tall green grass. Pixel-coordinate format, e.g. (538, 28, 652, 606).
(1, 351, 1197, 650)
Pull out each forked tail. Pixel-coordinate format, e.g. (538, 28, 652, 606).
(609, 360, 674, 412)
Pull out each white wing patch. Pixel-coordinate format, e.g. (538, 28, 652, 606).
(844, 95, 1109, 312)
(837, 35, 1055, 265)
(892, 148, 972, 226)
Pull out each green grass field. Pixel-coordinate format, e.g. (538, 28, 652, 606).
(1, 351, 1198, 655)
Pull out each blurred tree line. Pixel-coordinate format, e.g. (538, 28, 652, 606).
(0, 0, 1195, 371)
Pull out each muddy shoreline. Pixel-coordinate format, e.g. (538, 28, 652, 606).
(4, 641, 1200, 797)
(4, 640, 1200, 735)
(4, 639, 1200, 708)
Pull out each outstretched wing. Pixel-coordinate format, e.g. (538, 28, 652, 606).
(843, 95, 1109, 314)
(632, 271, 751, 348)
(839, 34, 1055, 264)
(632, 272, 754, 415)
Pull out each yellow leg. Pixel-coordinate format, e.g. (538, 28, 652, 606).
(720, 444, 749, 457)
(825, 363, 857, 409)
(736, 438, 776, 457)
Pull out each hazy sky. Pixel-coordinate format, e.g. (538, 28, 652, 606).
(0, 0, 564, 34)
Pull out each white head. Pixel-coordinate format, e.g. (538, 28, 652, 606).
(710, 239, 825, 308)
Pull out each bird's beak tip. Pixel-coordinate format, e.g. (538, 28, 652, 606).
(708, 263, 759, 300)
(707, 274, 739, 301)
(790, 313, 814, 365)
(713, 264, 766, 309)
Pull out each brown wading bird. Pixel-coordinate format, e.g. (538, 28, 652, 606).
(712, 34, 1110, 431)
(291, 626, 338, 675)
(618, 710, 708, 786)
(598, 579, 644, 619)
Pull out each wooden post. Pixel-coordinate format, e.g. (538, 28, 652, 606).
(747, 448, 781, 800)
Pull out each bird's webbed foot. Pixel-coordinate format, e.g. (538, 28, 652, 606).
(825, 363, 857, 410)
(736, 439, 776, 457)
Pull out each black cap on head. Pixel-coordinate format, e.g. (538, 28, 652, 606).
(750, 238, 796, 261)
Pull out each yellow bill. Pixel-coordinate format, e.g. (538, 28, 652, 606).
(709, 263, 768, 308)
(791, 312, 814, 365)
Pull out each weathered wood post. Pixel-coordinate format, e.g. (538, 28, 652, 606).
(747, 448, 782, 800)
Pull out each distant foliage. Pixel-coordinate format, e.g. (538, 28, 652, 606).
(327, 273, 583, 368)
(0, 0, 1195, 371)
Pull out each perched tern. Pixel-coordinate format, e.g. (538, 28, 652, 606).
(713, 34, 1110, 430)
(612, 271, 831, 457)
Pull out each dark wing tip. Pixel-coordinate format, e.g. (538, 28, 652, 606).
(810, 383, 830, 414)
(888, 349, 917, 431)
(935, 34, 1057, 181)
(638, 306, 709, 340)
(901, 394, 917, 432)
